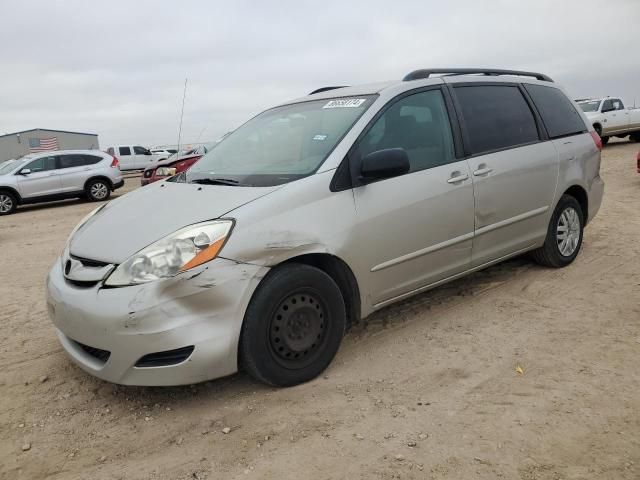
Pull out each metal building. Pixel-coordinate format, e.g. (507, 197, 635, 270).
(0, 128, 99, 163)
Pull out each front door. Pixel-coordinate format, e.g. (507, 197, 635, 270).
(351, 87, 475, 307)
(450, 83, 559, 267)
(16, 155, 61, 198)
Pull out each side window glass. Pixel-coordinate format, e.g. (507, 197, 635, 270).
(523, 84, 586, 139)
(454, 85, 539, 155)
(59, 155, 88, 168)
(25, 156, 56, 172)
(133, 146, 147, 154)
(613, 99, 624, 110)
(602, 100, 613, 112)
(119, 146, 131, 155)
(83, 155, 102, 165)
(357, 89, 456, 173)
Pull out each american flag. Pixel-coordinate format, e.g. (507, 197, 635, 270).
(29, 137, 59, 153)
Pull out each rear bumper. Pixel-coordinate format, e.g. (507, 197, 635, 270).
(113, 179, 125, 190)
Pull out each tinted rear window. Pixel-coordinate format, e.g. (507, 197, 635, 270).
(525, 84, 587, 139)
(454, 85, 539, 155)
(59, 154, 102, 168)
(119, 147, 131, 155)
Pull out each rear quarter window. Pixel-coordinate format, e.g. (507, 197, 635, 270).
(454, 85, 539, 155)
(525, 84, 587, 139)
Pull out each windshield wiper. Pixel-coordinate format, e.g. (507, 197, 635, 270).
(189, 177, 244, 186)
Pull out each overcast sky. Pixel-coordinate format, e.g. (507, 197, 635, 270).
(1, 0, 639, 148)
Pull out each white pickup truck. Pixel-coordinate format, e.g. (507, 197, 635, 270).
(577, 97, 640, 145)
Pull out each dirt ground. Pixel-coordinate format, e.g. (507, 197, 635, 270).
(1, 142, 639, 480)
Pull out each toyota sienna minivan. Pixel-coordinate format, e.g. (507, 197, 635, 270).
(46, 68, 604, 387)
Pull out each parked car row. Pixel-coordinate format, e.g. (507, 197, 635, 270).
(0, 150, 123, 215)
(47, 68, 605, 388)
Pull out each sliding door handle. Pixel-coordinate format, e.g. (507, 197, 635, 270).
(447, 173, 469, 184)
(473, 167, 493, 176)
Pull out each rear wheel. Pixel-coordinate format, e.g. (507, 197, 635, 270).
(86, 179, 111, 202)
(240, 263, 346, 387)
(531, 195, 584, 268)
(0, 191, 17, 215)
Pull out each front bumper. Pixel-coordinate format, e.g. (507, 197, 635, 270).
(46, 258, 268, 386)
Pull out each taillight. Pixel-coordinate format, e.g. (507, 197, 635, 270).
(590, 131, 603, 151)
(110, 155, 119, 168)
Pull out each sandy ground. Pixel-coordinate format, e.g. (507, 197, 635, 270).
(1, 144, 639, 480)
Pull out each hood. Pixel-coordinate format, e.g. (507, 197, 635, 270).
(69, 181, 280, 263)
(583, 111, 599, 119)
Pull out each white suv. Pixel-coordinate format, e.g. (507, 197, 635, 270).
(0, 150, 123, 215)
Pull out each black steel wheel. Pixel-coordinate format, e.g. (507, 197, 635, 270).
(240, 263, 346, 387)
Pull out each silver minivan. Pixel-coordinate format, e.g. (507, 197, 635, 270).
(0, 150, 124, 215)
(46, 69, 604, 387)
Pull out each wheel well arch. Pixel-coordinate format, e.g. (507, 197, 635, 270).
(84, 175, 113, 191)
(0, 186, 22, 204)
(280, 253, 361, 329)
(592, 122, 602, 133)
(563, 185, 588, 223)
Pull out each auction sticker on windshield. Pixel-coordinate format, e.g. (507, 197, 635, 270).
(323, 98, 366, 108)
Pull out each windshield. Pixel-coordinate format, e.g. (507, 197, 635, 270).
(179, 96, 375, 187)
(578, 100, 601, 113)
(0, 159, 24, 175)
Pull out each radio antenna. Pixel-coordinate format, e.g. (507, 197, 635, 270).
(176, 78, 188, 155)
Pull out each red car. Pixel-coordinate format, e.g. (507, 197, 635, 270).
(141, 144, 212, 186)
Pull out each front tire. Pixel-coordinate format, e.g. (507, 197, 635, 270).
(240, 263, 346, 387)
(0, 191, 17, 215)
(531, 195, 584, 268)
(86, 179, 111, 202)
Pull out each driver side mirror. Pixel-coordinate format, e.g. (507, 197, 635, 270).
(360, 148, 410, 182)
(19, 168, 31, 175)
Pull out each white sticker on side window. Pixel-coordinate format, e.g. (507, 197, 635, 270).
(323, 98, 366, 109)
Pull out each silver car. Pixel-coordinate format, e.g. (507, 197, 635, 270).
(0, 150, 124, 215)
(46, 69, 604, 387)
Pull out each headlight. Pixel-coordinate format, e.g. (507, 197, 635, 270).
(156, 167, 177, 177)
(104, 219, 234, 286)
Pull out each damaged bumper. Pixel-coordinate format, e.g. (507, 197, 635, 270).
(46, 257, 269, 386)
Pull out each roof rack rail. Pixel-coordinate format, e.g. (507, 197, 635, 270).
(309, 86, 349, 95)
(402, 68, 553, 83)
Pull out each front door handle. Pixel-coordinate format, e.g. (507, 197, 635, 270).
(447, 173, 469, 184)
(473, 167, 493, 176)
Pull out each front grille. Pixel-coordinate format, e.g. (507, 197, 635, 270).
(72, 340, 111, 363)
(135, 346, 194, 368)
(70, 255, 110, 268)
(143, 169, 153, 178)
